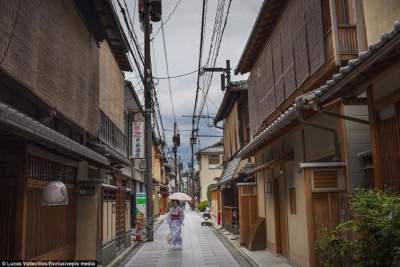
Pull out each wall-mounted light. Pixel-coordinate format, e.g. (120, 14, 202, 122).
(266, 180, 272, 194)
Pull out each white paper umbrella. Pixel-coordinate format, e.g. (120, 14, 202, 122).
(168, 192, 192, 201)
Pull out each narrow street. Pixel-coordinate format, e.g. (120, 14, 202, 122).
(124, 211, 247, 267)
(0, 0, 399, 266)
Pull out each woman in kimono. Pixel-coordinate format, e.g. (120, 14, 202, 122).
(167, 200, 185, 249)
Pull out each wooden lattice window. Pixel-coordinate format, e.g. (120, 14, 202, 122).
(208, 154, 220, 165)
(314, 170, 338, 189)
(290, 188, 297, 214)
(27, 154, 77, 184)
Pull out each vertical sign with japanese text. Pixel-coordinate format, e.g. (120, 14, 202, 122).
(131, 121, 145, 159)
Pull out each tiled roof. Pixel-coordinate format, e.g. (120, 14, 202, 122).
(0, 101, 109, 166)
(236, 104, 299, 158)
(198, 140, 224, 154)
(219, 157, 241, 184)
(315, 21, 400, 102)
(214, 81, 248, 124)
(198, 145, 224, 154)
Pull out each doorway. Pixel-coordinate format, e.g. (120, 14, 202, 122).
(273, 171, 289, 257)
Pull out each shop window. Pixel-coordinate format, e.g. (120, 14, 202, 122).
(290, 188, 297, 214)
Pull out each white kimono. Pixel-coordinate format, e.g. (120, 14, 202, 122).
(167, 206, 185, 247)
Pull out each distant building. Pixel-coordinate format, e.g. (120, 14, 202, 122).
(196, 140, 224, 202)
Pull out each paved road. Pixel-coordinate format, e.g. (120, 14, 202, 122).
(124, 211, 243, 267)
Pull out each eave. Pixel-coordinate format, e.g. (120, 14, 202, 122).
(315, 21, 400, 103)
(214, 81, 248, 124)
(235, 0, 288, 75)
(75, 0, 132, 71)
(0, 101, 109, 166)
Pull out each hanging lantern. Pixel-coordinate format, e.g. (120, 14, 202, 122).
(42, 181, 68, 206)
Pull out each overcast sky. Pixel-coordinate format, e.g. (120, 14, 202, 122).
(117, 0, 262, 169)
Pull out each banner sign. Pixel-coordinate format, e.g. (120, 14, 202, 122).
(136, 192, 147, 214)
(131, 122, 144, 159)
(135, 192, 146, 241)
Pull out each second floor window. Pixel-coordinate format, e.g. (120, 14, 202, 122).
(208, 154, 221, 168)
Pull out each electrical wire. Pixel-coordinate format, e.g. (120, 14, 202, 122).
(196, 0, 233, 130)
(152, 68, 199, 80)
(192, 0, 208, 136)
(152, 0, 183, 37)
(160, 17, 177, 122)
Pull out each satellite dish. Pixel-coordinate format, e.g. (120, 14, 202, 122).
(42, 181, 68, 206)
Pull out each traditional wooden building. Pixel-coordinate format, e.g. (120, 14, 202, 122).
(213, 81, 261, 249)
(0, 0, 134, 263)
(152, 138, 169, 216)
(234, 0, 373, 266)
(312, 20, 400, 192)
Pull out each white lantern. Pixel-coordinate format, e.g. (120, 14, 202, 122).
(42, 181, 68, 206)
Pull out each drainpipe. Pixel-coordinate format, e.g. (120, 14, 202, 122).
(299, 118, 341, 162)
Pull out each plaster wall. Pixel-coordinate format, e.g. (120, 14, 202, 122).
(198, 154, 223, 201)
(75, 184, 100, 260)
(344, 105, 371, 189)
(99, 41, 125, 131)
(363, 0, 400, 44)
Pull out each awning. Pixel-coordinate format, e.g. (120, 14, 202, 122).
(0, 101, 109, 166)
(219, 157, 241, 185)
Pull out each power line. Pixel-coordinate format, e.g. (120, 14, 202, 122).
(118, 0, 144, 64)
(192, 0, 208, 133)
(197, 0, 233, 130)
(115, 0, 144, 83)
(152, 68, 199, 80)
(152, 0, 183, 37)
(160, 16, 177, 122)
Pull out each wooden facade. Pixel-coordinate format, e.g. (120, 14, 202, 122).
(0, 0, 134, 262)
(233, 0, 368, 265)
(0, 0, 100, 136)
(0, 138, 78, 260)
(238, 184, 258, 248)
(246, 0, 359, 135)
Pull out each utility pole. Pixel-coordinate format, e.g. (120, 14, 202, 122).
(172, 122, 180, 192)
(203, 59, 231, 91)
(143, 0, 153, 241)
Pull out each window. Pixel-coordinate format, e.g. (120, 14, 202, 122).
(208, 154, 220, 167)
(290, 188, 297, 214)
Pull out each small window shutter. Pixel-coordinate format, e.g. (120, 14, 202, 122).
(313, 170, 338, 189)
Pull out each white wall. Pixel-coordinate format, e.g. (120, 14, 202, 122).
(198, 154, 223, 201)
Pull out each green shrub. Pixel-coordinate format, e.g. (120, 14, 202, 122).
(197, 200, 209, 212)
(316, 189, 400, 267)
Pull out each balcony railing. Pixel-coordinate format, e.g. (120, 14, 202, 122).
(338, 25, 358, 55)
(99, 111, 127, 156)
